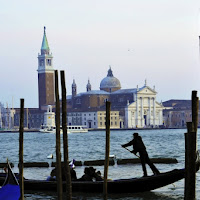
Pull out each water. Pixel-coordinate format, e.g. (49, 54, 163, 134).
(0, 129, 200, 199)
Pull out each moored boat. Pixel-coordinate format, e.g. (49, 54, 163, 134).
(40, 125, 88, 133)
(0, 159, 199, 194)
(0, 162, 20, 200)
(67, 125, 88, 133)
(39, 125, 57, 133)
(10, 166, 200, 193)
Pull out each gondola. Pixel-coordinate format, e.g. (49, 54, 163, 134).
(0, 162, 20, 199)
(26, 161, 200, 193)
(0, 159, 199, 194)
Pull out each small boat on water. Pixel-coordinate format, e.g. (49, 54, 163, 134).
(0, 162, 20, 200)
(67, 125, 88, 133)
(39, 125, 57, 133)
(39, 105, 88, 133)
(40, 125, 88, 134)
(0, 158, 199, 194)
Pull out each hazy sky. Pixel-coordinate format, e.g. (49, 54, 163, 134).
(1, 0, 200, 108)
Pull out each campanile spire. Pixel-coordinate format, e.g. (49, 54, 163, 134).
(38, 27, 55, 110)
(41, 26, 50, 55)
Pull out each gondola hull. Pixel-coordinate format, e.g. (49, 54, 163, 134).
(19, 168, 188, 193)
(0, 161, 199, 193)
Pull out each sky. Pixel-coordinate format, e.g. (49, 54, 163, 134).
(1, 0, 200, 108)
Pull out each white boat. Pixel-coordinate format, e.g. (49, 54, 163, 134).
(39, 125, 57, 133)
(67, 125, 88, 133)
(39, 105, 88, 133)
(40, 125, 88, 133)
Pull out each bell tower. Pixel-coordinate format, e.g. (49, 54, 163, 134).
(72, 79, 77, 97)
(38, 27, 55, 110)
(86, 79, 91, 92)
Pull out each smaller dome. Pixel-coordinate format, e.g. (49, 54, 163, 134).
(100, 68, 121, 92)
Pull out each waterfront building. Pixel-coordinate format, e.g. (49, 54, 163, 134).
(67, 68, 164, 129)
(0, 103, 15, 130)
(67, 110, 121, 129)
(162, 100, 200, 128)
(14, 108, 44, 129)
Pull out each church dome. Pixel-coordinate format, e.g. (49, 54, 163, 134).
(100, 68, 121, 92)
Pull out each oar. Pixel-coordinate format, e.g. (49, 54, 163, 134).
(122, 146, 140, 158)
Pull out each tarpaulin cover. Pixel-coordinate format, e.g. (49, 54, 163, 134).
(0, 184, 20, 200)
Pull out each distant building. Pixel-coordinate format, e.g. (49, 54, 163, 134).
(67, 68, 164, 129)
(67, 110, 121, 129)
(38, 27, 55, 110)
(125, 86, 164, 128)
(12, 28, 164, 130)
(0, 103, 15, 130)
(14, 108, 44, 129)
(162, 100, 200, 128)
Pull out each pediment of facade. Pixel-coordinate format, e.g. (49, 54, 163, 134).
(127, 99, 164, 109)
(138, 86, 157, 96)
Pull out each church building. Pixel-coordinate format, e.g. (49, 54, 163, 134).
(68, 68, 164, 128)
(13, 27, 164, 130)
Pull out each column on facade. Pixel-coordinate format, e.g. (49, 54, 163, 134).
(124, 106, 131, 128)
(131, 109, 135, 128)
(130, 110, 133, 128)
(136, 96, 139, 128)
(126, 108, 128, 128)
(141, 97, 144, 127)
(153, 97, 156, 127)
(168, 111, 172, 128)
(159, 109, 163, 125)
(148, 97, 151, 126)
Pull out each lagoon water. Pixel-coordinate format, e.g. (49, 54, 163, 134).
(0, 129, 200, 199)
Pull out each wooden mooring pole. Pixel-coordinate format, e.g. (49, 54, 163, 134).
(61, 70, 72, 200)
(55, 70, 63, 200)
(184, 91, 199, 200)
(103, 101, 111, 200)
(192, 91, 199, 133)
(19, 99, 24, 200)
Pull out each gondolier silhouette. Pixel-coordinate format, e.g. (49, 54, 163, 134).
(121, 133, 160, 177)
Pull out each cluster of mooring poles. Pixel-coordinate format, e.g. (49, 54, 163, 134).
(18, 70, 73, 200)
(18, 70, 112, 200)
(54, 70, 72, 200)
(54, 70, 112, 200)
(184, 90, 199, 200)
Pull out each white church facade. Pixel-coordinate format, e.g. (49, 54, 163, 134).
(125, 85, 164, 128)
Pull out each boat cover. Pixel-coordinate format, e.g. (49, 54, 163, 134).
(0, 162, 20, 200)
